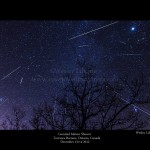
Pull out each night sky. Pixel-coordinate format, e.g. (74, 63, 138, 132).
(0, 20, 150, 123)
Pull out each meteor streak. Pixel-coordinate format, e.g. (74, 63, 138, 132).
(1, 66, 21, 81)
(119, 41, 126, 45)
(107, 83, 150, 117)
(69, 21, 118, 40)
(114, 91, 150, 117)
(119, 54, 143, 56)
(78, 45, 89, 48)
(20, 77, 23, 84)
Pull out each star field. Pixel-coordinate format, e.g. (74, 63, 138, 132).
(0, 20, 150, 122)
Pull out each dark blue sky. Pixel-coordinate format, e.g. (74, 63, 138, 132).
(0, 20, 150, 121)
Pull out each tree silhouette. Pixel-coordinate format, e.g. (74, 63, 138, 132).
(1, 61, 149, 130)
(34, 61, 149, 130)
(1, 106, 27, 130)
(29, 106, 47, 130)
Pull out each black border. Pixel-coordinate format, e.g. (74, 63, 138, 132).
(0, 130, 149, 145)
(0, 3, 149, 147)
(0, 3, 150, 20)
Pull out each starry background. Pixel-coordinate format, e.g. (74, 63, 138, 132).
(0, 20, 150, 123)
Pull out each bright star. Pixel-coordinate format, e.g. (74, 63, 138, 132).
(131, 27, 135, 31)
(134, 106, 138, 112)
